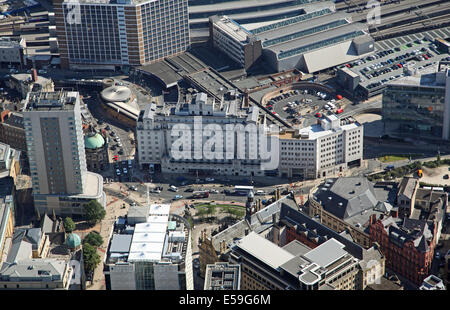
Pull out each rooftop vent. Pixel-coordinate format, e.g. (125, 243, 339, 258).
(328, 197, 332, 200)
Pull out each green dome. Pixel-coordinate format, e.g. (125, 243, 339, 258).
(66, 233, 81, 248)
(84, 133, 105, 149)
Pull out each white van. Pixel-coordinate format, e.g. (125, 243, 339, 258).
(256, 190, 266, 195)
(169, 185, 178, 192)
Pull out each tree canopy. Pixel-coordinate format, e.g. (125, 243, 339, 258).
(84, 200, 106, 225)
(83, 231, 103, 247)
(63, 217, 76, 232)
(83, 243, 101, 273)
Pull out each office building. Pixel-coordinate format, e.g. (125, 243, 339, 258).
(84, 128, 109, 172)
(308, 177, 397, 248)
(6, 71, 54, 99)
(0, 37, 25, 68)
(209, 2, 374, 73)
(204, 262, 240, 290)
(104, 204, 193, 290)
(23, 91, 106, 216)
(276, 114, 363, 179)
(54, 0, 190, 70)
(0, 142, 21, 181)
(383, 61, 450, 140)
(0, 111, 26, 155)
(199, 194, 385, 289)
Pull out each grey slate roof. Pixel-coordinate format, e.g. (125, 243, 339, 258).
(397, 177, 418, 199)
(314, 177, 379, 219)
(0, 259, 67, 282)
(40, 214, 54, 234)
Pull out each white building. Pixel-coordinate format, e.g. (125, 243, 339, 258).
(105, 204, 193, 290)
(136, 91, 271, 177)
(276, 114, 363, 179)
(23, 91, 106, 216)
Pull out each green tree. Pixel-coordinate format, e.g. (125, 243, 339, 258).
(63, 217, 75, 233)
(83, 243, 101, 273)
(84, 200, 106, 225)
(83, 231, 103, 247)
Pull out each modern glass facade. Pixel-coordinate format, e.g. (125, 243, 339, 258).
(382, 85, 447, 138)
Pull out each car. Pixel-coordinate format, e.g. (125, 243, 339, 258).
(443, 174, 449, 179)
(116, 169, 121, 176)
(193, 259, 200, 269)
(105, 125, 111, 130)
(129, 185, 137, 191)
(110, 131, 116, 136)
(209, 189, 219, 194)
(185, 188, 194, 192)
(205, 177, 215, 182)
(151, 188, 161, 194)
(223, 189, 231, 195)
(123, 168, 128, 174)
(128, 159, 133, 168)
(173, 195, 183, 200)
(435, 252, 440, 259)
(385, 165, 395, 171)
(169, 185, 178, 192)
(118, 149, 124, 155)
(256, 190, 265, 195)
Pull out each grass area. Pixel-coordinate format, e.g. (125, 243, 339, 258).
(378, 155, 408, 163)
(195, 204, 245, 218)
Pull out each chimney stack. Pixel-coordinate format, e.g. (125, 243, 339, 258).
(391, 210, 399, 218)
(31, 68, 38, 82)
(244, 229, 249, 236)
(370, 214, 377, 225)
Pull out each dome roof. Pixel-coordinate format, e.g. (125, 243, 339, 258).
(101, 85, 132, 102)
(66, 233, 81, 249)
(85, 133, 105, 149)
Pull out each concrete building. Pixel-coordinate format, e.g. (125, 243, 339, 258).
(0, 258, 73, 289)
(308, 177, 397, 249)
(0, 111, 26, 155)
(419, 274, 445, 290)
(276, 114, 363, 179)
(23, 91, 106, 216)
(204, 262, 241, 290)
(209, 15, 262, 70)
(54, 0, 190, 70)
(382, 61, 450, 140)
(104, 204, 193, 290)
(208, 2, 374, 73)
(0, 37, 25, 68)
(6, 71, 55, 99)
(99, 84, 139, 127)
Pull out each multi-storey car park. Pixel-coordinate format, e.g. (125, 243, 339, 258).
(336, 27, 450, 99)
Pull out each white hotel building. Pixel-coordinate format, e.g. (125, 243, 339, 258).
(136, 92, 363, 179)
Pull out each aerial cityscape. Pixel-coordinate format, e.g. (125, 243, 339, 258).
(0, 0, 450, 293)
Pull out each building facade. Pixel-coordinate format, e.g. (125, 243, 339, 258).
(204, 262, 241, 290)
(23, 91, 106, 216)
(0, 37, 25, 68)
(382, 61, 450, 140)
(54, 0, 190, 70)
(277, 114, 363, 179)
(0, 111, 27, 155)
(84, 130, 109, 172)
(0, 177, 15, 264)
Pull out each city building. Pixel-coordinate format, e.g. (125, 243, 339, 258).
(84, 128, 109, 172)
(199, 193, 386, 290)
(0, 142, 21, 181)
(204, 262, 241, 290)
(419, 274, 445, 290)
(6, 227, 50, 261)
(0, 258, 73, 289)
(23, 91, 106, 216)
(6, 70, 54, 99)
(397, 177, 420, 218)
(103, 204, 193, 290)
(136, 91, 270, 177)
(0, 37, 25, 68)
(208, 2, 374, 73)
(208, 15, 262, 70)
(0, 111, 27, 155)
(99, 84, 139, 127)
(276, 114, 363, 179)
(54, 0, 190, 70)
(444, 249, 450, 288)
(382, 60, 450, 140)
(190, 0, 330, 41)
(308, 177, 397, 248)
(368, 210, 442, 286)
(0, 177, 14, 264)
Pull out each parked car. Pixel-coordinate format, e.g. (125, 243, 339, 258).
(169, 185, 178, 192)
(205, 177, 215, 182)
(173, 195, 183, 200)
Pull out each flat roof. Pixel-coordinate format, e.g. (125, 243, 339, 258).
(149, 204, 171, 216)
(138, 61, 182, 89)
(109, 234, 132, 253)
(132, 232, 166, 243)
(236, 231, 294, 270)
(303, 238, 348, 268)
(134, 222, 167, 233)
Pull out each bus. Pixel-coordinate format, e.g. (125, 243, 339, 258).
(234, 185, 254, 195)
(192, 191, 209, 199)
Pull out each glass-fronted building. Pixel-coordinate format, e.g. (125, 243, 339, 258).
(382, 64, 450, 140)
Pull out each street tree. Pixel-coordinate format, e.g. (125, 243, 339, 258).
(84, 200, 106, 225)
(83, 243, 101, 274)
(63, 217, 76, 233)
(83, 231, 103, 247)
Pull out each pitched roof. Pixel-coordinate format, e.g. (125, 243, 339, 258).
(398, 177, 418, 199)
